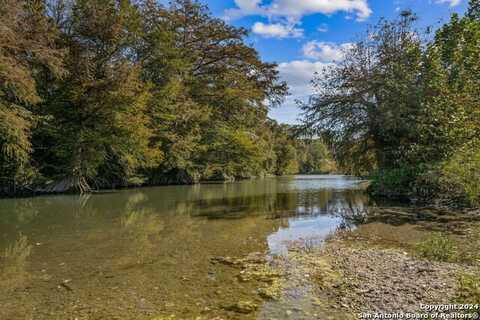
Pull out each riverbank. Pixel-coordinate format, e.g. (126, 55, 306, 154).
(367, 166, 480, 210)
(212, 207, 480, 319)
(291, 208, 480, 317)
(0, 173, 342, 200)
(288, 230, 479, 316)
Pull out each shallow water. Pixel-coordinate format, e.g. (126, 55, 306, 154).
(0, 175, 368, 319)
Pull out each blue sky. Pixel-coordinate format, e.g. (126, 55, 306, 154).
(200, 0, 470, 124)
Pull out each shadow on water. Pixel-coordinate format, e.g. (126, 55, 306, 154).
(362, 206, 480, 235)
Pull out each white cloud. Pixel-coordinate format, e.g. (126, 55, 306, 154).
(435, 0, 462, 6)
(226, 0, 372, 22)
(235, 0, 262, 11)
(270, 60, 332, 123)
(317, 24, 329, 32)
(278, 60, 330, 94)
(302, 41, 354, 62)
(252, 22, 304, 38)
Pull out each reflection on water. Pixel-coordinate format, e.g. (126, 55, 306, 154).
(293, 174, 365, 190)
(267, 216, 344, 256)
(0, 175, 368, 319)
(1, 234, 32, 291)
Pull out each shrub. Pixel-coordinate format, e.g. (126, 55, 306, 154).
(368, 166, 421, 197)
(415, 233, 456, 262)
(441, 142, 480, 208)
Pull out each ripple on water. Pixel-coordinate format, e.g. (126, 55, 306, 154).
(0, 175, 370, 319)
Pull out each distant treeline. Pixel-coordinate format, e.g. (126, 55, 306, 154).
(302, 1, 480, 207)
(0, 0, 334, 196)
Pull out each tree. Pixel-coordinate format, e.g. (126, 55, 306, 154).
(1, 0, 291, 195)
(139, 0, 287, 183)
(417, 2, 480, 206)
(202, 126, 266, 180)
(467, 0, 480, 20)
(420, 9, 480, 160)
(297, 139, 335, 174)
(35, 0, 161, 192)
(267, 123, 299, 176)
(301, 4, 480, 205)
(301, 11, 423, 173)
(0, 0, 64, 192)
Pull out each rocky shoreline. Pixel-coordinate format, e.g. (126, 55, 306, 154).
(209, 213, 480, 320)
(301, 240, 472, 314)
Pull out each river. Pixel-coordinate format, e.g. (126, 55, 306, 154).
(0, 175, 370, 319)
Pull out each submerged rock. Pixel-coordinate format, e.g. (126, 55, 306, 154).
(258, 286, 281, 300)
(210, 256, 240, 266)
(225, 301, 258, 314)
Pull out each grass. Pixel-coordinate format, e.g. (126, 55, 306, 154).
(456, 272, 480, 304)
(415, 232, 456, 262)
(414, 227, 480, 304)
(414, 227, 479, 305)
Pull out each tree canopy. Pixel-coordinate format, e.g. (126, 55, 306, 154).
(0, 0, 333, 196)
(301, 3, 480, 206)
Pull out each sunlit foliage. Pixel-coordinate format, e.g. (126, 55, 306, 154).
(1, 0, 334, 195)
(302, 3, 480, 206)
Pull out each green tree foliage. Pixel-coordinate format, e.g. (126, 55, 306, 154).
(266, 123, 335, 176)
(301, 11, 423, 174)
(419, 2, 480, 206)
(0, 0, 64, 192)
(420, 9, 480, 162)
(138, 0, 288, 183)
(138, 0, 209, 184)
(467, 0, 480, 20)
(202, 126, 265, 180)
(441, 140, 480, 207)
(270, 124, 299, 176)
(33, 0, 162, 193)
(2, 0, 327, 196)
(302, 4, 480, 206)
(297, 139, 336, 174)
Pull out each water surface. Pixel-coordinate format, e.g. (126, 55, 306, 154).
(0, 175, 368, 319)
